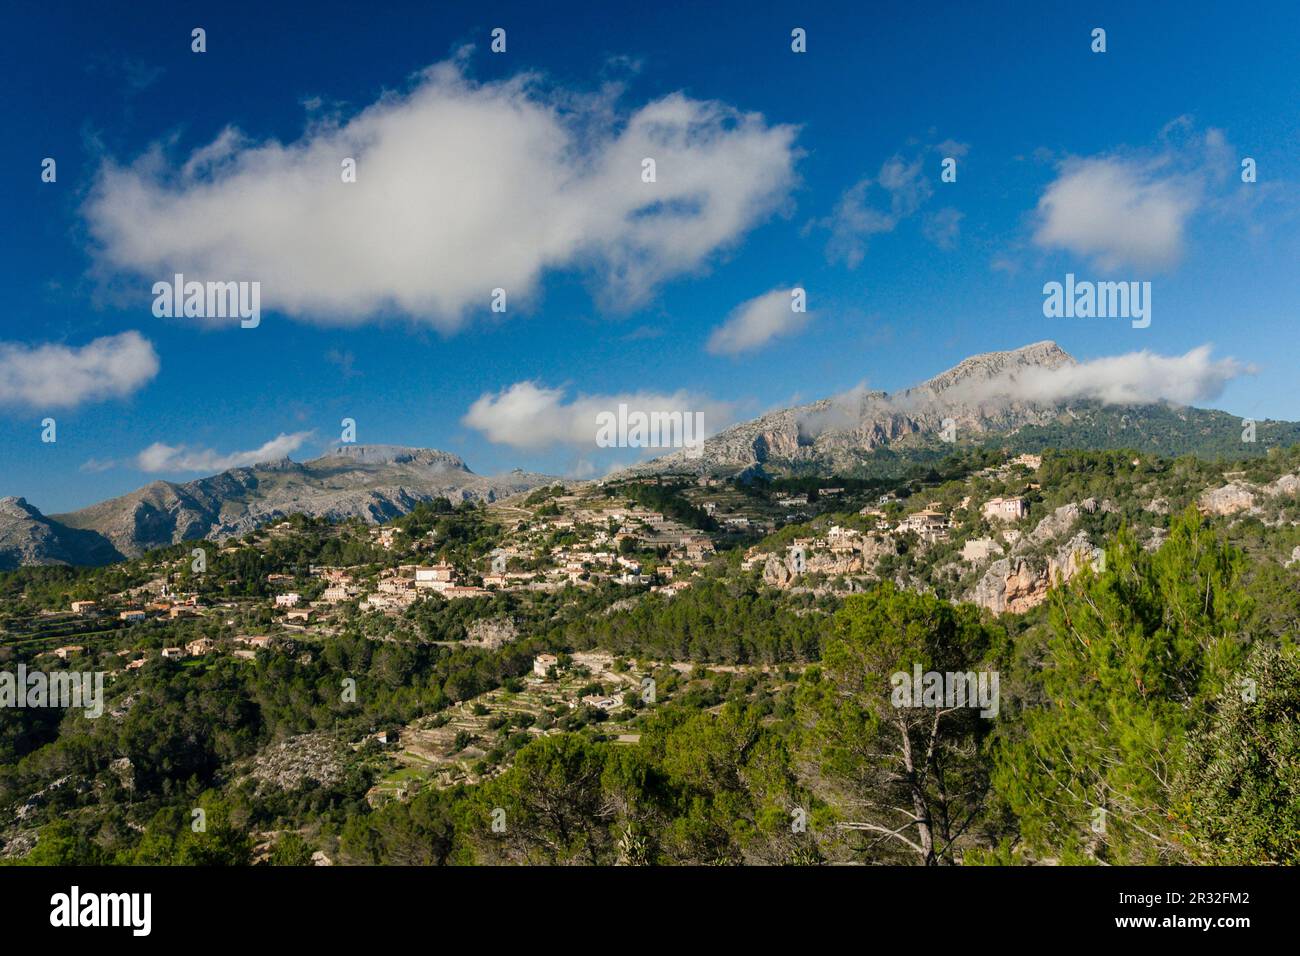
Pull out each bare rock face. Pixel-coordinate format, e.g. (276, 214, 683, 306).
(1185, 472, 1300, 523)
(860, 534, 898, 565)
(969, 526, 1102, 615)
(762, 553, 796, 588)
(1265, 473, 1300, 498)
(971, 558, 1050, 615)
(1, 831, 37, 859)
(1198, 483, 1257, 516)
(247, 733, 347, 795)
(466, 618, 518, 649)
(762, 535, 896, 589)
(108, 757, 135, 793)
(1027, 503, 1081, 546)
(1002, 560, 1052, 614)
(1049, 531, 1103, 581)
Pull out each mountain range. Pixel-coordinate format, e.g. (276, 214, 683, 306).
(5, 342, 1299, 569)
(631, 341, 1300, 476)
(0, 445, 551, 570)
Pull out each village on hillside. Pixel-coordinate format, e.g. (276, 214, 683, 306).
(15, 446, 1300, 677)
(6, 441, 1300, 861)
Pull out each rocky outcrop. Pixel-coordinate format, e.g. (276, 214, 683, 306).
(466, 618, 518, 649)
(968, 518, 1103, 615)
(1191, 472, 1300, 522)
(1264, 473, 1300, 498)
(860, 534, 898, 565)
(1026, 503, 1081, 546)
(1001, 560, 1051, 615)
(762, 536, 896, 589)
(762, 553, 795, 588)
(246, 733, 347, 795)
(1199, 483, 1256, 516)
(107, 757, 135, 792)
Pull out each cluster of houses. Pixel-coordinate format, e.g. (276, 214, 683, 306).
(68, 591, 204, 625)
(359, 563, 490, 611)
(529, 653, 626, 712)
(46, 633, 276, 672)
(251, 503, 723, 619)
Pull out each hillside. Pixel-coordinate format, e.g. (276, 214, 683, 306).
(30, 445, 553, 562)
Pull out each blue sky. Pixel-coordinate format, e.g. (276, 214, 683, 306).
(2, 0, 1299, 513)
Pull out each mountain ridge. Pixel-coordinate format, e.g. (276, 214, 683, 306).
(623, 341, 1299, 477)
(0, 446, 553, 568)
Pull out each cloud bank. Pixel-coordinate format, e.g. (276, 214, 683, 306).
(136, 431, 314, 473)
(85, 60, 799, 328)
(945, 346, 1249, 407)
(462, 381, 733, 451)
(0, 331, 159, 409)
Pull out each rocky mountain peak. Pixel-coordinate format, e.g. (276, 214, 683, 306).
(0, 495, 38, 517)
(909, 341, 1075, 398)
(619, 341, 1089, 477)
(316, 445, 470, 471)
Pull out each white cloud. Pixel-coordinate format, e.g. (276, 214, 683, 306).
(79, 458, 119, 473)
(0, 331, 159, 408)
(923, 207, 963, 250)
(136, 431, 314, 473)
(85, 60, 799, 328)
(934, 139, 970, 160)
(818, 155, 933, 268)
(462, 381, 733, 451)
(707, 288, 812, 355)
(814, 140, 968, 266)
(948, 346, 1249, 407)
(797, 381, 878, 438)
(1033, 156, 1198, 270)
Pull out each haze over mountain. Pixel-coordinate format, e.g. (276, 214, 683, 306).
(0, 445, 552, 569)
